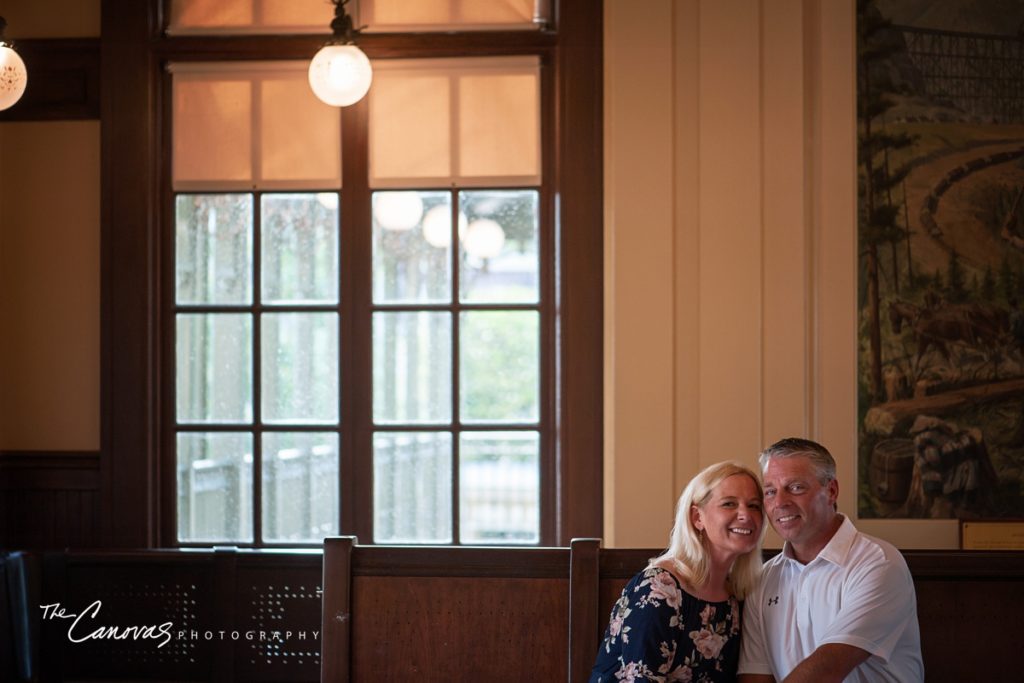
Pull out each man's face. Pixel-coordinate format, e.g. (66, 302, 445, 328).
(763, 455, 838, 556)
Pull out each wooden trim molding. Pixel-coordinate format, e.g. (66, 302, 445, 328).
(0, 38, 100, 122)
(101, 0, 161, 548)
(0, 451, 100, 490)
(554, 0, 604, 544)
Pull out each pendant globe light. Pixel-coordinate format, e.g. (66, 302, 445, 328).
(0, 17, 27, 112)
(308, 0, 372, 107)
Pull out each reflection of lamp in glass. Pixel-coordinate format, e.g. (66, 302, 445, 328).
(0, 17, 27, 112)
(373, 192, 424, 231)
(308, 0, 372, 107)
(422, 205, 468, 248)
(464, 218, 506, 259)
(316, 192, 339, 210)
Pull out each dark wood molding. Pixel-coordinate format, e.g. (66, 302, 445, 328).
(0, 38, 100, 122)
(554, 0, 604, 544)
(100, 0, 161, 548)
(0, 451, 100, 490)
(348, 543, 571, 578)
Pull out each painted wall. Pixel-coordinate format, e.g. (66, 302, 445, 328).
(603, 0, 958, 549)
(0, 0, 100, 450)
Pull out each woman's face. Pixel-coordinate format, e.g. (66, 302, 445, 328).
(691, 473, 763, 561)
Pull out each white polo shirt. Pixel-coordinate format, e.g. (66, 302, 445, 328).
(738, 516, 924, 682)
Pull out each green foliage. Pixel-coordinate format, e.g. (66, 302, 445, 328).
(460, 311, 538, 422)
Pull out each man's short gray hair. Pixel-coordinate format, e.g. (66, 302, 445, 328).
(758, 437, 836, 484)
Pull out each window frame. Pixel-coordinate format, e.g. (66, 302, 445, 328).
(100, 0, 602, 548)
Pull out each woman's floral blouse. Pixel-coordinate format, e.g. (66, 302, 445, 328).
(589, 566, 742, 683)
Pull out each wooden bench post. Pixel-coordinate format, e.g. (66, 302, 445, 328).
(321, 536, 355, 683)
(568, 538, 601, 683)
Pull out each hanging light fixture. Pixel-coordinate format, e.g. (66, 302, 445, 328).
(0, 17, 27, 112)
(308, 0, 372, 107)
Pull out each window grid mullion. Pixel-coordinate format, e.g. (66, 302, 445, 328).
(451, 188, 462, 545)
(252, 191, 263, 545)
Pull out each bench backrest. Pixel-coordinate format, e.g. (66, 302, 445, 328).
(321, 537, 575, 682)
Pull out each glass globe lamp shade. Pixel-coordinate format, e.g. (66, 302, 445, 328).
(308, 44, 372, 107)
(0, 44, 27, 111)
(373, 192, 424, 231)
(422, 205, 468, 248)
(464, 219, 506, 259)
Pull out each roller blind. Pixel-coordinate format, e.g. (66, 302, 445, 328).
(368, 57, 541, 188)
(171, 62, 342, 191)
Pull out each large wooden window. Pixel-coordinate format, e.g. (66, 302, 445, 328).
(100, 0, 601, 549)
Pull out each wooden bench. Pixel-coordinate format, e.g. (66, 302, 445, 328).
(322, 537, 1024, 683)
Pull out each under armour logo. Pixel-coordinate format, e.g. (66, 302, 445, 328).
(768, 596, 779, 606)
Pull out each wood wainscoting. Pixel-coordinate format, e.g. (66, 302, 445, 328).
(0, 451, 100, 549)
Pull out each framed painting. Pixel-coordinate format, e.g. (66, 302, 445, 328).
(857, 0, 1024, 519)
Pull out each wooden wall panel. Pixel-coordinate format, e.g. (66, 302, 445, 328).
(0, 452, 99, 549)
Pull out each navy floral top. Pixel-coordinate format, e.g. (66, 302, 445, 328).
(590, 566, 742, 683)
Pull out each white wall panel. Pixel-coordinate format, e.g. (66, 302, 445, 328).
(697, 0, 763, 466)
(603, 0, 677, 547)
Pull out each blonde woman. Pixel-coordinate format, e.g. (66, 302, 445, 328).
(591, 462, 765, 682)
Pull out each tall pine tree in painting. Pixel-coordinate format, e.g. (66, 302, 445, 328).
(858, 0, 915, 400)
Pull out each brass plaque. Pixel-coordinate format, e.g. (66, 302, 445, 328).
(960, 520, 1024, 550)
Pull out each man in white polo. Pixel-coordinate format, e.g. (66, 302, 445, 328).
(738, 437, 924, 683)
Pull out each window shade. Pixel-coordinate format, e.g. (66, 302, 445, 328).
(167, 0, 331, 34)
(362, 0, 545, 31)
(368, 57, 541, 188)
(172, 62, 342, 191)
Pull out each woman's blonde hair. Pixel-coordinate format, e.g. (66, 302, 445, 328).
(648, 461, 764, 599)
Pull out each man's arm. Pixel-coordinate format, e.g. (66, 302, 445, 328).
(780, 643, 871, 683)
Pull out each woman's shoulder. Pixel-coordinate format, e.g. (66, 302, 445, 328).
(622, 565, 688, 610)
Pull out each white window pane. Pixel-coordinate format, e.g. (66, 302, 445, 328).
(373, 312, 452, 424)
(460, 311, 539, 423)
(262, 432, 339, 542)
(177, 314, 253, 424)
(374, 431, 452, 543)
(459, 73, 539, 179)
(260, 76, 341, 184)
(369, 73, 451, 182)
(176, 194, 253, 305)
(173, 79, 252, 183)
(261, 193, 339, 304)
(261, 313, 339, 424)
(177, 432, 253, 542)
(372, 191, 451, 303)
(459, 431, 539, 544)
(460, 190, 539, 303)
